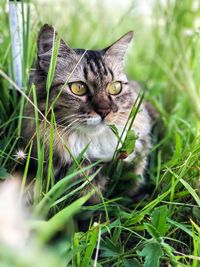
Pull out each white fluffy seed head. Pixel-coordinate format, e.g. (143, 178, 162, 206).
(93, 222, 99, 227)
(14, 149, 27, 162)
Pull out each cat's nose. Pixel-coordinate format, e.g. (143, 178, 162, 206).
(96, 108, 111, 119)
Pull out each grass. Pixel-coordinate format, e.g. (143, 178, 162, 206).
(0, 0, 200, 266)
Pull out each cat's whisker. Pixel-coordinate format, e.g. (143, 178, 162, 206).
(107, 114, 127, 123)
(56, 113, 85, 121)
(115, 114, 129, 122)
(58, 116, 85, 126)
(56, 114, 80, 124)
(59, 119, 80, 132)
(62, 120, 86, 138)
(117, 113, 129, 119)
(44, 118, 80, 143)
(61, 122, 82, 139)
(56, 114, 87, 126)
(56, 119, 79, 128)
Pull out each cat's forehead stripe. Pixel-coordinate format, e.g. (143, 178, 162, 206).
(91, 60, 104, 82)
(71, 49, 114, 86)
(102, 63, 108, 75)
(82, 51, 113, 84)
(88, 60, 96, 74)
(83, 66, 88, 80)
(108, 67, 114, 80)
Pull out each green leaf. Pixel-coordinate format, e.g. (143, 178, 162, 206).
(109, 124, 120, 140)
(126, 190, 170, 226)
(144, 223, 161, 240)
(122, 258, 142, 267)
(0, 167, 9, 179)
(140, 242, 163, 267)
(100, 237, 121, 257)
(151, 205, 169, 236)
(120, 129, 136, 155)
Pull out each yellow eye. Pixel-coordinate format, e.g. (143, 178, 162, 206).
(107, 82, 122, 95)
(69, 82, 88, 96)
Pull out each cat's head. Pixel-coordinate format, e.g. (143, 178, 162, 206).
(35, 24, 134, 133)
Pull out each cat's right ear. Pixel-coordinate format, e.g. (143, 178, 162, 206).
(103, 31, 133, 62)
(37, 24, 74, 72)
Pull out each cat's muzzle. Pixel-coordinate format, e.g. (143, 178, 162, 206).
(86, 115, 102, 126)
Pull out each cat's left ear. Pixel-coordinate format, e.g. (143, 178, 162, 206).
(103, 31, 133, 61)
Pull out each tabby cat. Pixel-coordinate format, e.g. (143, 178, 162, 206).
(22, 24, 152, 203)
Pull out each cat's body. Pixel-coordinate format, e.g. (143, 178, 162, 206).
(22, 25, 152, 203)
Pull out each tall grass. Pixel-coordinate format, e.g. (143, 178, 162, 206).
(0, 0, 200, 266)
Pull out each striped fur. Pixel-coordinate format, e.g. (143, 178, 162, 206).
(22, 25, 152, 203)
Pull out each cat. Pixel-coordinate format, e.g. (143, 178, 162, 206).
(22, 24, 152, 203)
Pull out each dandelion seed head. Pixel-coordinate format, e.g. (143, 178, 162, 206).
(14, 149, 27, 162)
(93, 222, 99, 227)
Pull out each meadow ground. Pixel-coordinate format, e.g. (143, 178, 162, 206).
(0, 0, 200, 266)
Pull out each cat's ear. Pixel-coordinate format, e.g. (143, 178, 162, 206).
(104, 31, 133, 61)
(37, 24, 74, 71)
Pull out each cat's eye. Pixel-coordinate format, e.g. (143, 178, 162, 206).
(69, 82, 88, 96)
(107, 81, 122, 95)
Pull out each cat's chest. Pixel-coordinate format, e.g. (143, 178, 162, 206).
(65, 126, 121, 162)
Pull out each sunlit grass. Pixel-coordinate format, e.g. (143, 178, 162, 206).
(0, 0, 200, 266)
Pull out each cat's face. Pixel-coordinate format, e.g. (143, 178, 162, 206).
(36, 25, 134, 133)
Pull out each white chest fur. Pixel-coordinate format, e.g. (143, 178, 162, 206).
(66, 125, 121, 162)
(62, 108, 151, 164)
